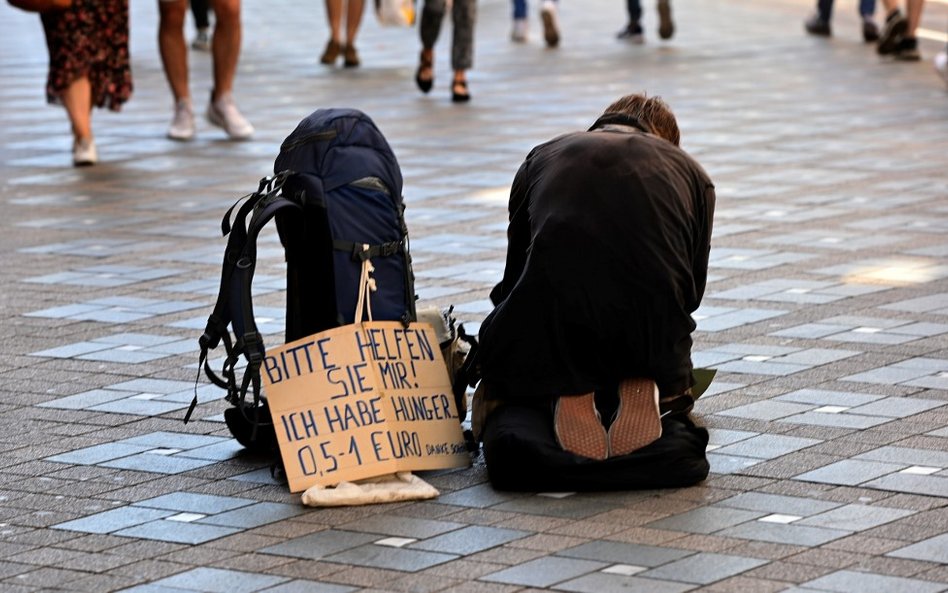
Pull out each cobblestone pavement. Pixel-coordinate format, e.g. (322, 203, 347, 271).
(2, 0, 948, 590)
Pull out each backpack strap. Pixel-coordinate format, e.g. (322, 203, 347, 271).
(187, 172, 294, 424)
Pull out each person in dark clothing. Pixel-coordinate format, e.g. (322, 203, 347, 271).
(477, 93, 715, 461)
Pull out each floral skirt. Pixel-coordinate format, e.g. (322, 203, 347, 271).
(41, 0, 132, 111)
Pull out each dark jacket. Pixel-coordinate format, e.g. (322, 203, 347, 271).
(478, 114, 715, 403)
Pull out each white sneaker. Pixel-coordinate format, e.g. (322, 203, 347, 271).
(167, 99, 195, 141)
(207, 92, 254, 140)
(540, 0, 560, 48)
(511, 18, 528, 43)
(191, 28, 211, 51)
(72, 137, 97, 166)
(936, 51, 948, 85)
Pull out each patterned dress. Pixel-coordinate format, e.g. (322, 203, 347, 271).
(41, 0, 132, 110)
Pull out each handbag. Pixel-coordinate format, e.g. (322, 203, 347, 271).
(374, 0, 415, 26)
(7, 0, 72, 12)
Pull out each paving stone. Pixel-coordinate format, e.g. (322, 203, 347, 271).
(409, 525, 532, 555)
(717, 521, 851, 547)
(124, 567, 289, 592)
(554, 571, 697, 593)
(479, 556, 608, 588)
(639, 552, 769, 585)
(323, 544, 458, 572)
(716, 493, 842, 517)
(259, 530, 379, 560)
(712, 434, 822, 460)
(887, 533, 948, 564)
(800, 569, 948, 593)
(796, 504, 915, 532)
(556, 541, 694, 567)
(646, 507, 764, 535)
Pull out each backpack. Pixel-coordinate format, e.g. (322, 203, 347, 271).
(190, 108, 416, 452)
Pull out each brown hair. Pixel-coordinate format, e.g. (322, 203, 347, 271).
(601, 93, 680, 146)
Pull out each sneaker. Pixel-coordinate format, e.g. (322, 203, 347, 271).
(72, 137, 97, 167)
(617, 22, 644, 43)
(862, 18, 879, 42)
(191, 28, 210, 51)
(893, 37, 920, 61)
(540, 0, 560, 48)
(167, 98, 195, 141)
(804, 14, 831, 36)
(554, 393, 608, 460)
(206, 92, 254, 140)
(935, 51, 948, 84)
(511, 18, 528, 42)
(657, 0, 674, 40)
(608, 378, 662, 457)
(877, 9, 907, 55)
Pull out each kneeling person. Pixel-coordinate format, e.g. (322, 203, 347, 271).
(477, 94, 714, 479)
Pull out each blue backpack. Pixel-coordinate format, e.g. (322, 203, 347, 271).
(192, 108, 416, 451)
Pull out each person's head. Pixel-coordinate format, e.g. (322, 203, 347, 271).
(600, 93, 680, 146)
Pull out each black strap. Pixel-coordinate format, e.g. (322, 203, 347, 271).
(333, 239, 403, 260)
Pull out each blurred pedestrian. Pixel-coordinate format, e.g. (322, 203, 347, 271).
(41, 0, 133, 166)
(804, 0, 879, 42)
(510, 0, 560, 48)
(159, 0, 254, 141)
(191, 0, 212, 51)
(877, 0, 926, 60)
(414, 0, 477, 102)
(320, 0, 365, 67)
(935, 31, 947, 84)
(617, 0, 673, 43)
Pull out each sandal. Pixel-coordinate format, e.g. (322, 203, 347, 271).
(415, 50, 433, 93)
(451, 79, 470, 103)
(343, 44, 360, 68)
(320, 39, 341, 65)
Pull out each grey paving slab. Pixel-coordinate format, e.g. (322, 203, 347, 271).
(717, 521, 851, 546)
(480, 557, 609, 588)
(409, 525, 532, 555)
(124, 567, 289, 593)
(711, 434, 822, 459)
(324, 543, 458, 571)
(794, 459, 906, 486)
(197, 502, 306, 529)
(887, 533, 948, 564)
(557, 541, 694, 567)
(862, 473, 948, 498)
(555, 572, 697, 593)
(259, 530, 379, 560)
(53, 507, 175, 535)
(639, 553, 769, 585)
(114, 520, 241, 544)
(645, 507, 765, 534)
(339, 515, 465, 539)
(801, 570, 948, 593)
(716, 492, 843, 517)
(796, 504, 915, 532)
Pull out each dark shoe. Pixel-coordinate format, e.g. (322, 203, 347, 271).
(320, 39, 341, 65)
(617, 22, 644, 43)
(657, 0, 674, 40)
(862, 18, 879, 42)
(415, 51, 433, 93)
(451, 79, 470, 103)
(608, 378, 662, 457)
(877, 9, 907, 55)
(804, 14, 831, 36)
(554, 393, 608, 460)
(343, 44, 360, 68)
(893, 37, 921, 61)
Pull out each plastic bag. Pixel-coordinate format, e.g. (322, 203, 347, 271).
(375, 0, 415, 26)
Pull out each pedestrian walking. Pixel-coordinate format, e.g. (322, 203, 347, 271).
(617, 0, 673, 43)
(803, 0, 879, 42)
(190, 0, 212, 51)
(40, 0, 133, 166)
(414, 0, 477, 102)
(876, 0, 926, 60)
(159, 0, 254, 141)
(510, 0, 561, 48)
(320, 0, 365, 67)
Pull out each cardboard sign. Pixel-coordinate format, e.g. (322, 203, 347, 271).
(263, 321, 470, 492)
